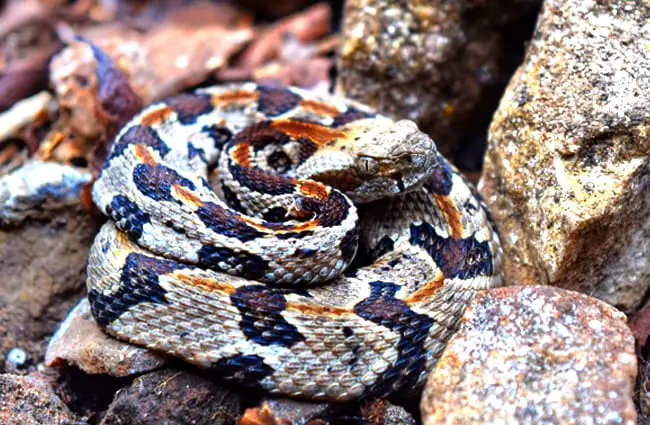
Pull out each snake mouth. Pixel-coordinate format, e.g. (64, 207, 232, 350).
(397, 177, 406, 192)
(387, 151, 437, 193)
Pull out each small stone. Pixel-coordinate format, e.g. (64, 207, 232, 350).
(46, 298, 168, 377)
(0, 373, 79, 425)
(382, 404, 415, 425)
(479, 0, 650, 312)
(361, 399, 416, 425)
(421, 286, 637, 425)
(99, 369, 242, 425)
(5, 348, 27, 369)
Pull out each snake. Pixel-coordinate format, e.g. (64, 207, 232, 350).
(85, 83, 504, 401)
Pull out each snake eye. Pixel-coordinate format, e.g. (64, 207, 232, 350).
(357, 156, 380, 176)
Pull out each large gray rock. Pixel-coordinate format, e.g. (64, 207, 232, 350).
(421, 286, 637, 425)
(480, 0, 650, 312)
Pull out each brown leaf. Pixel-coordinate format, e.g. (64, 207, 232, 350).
(164, 1, 253, 28)
(0, 0, 63, 111)
(45, 37, 142, 173)
(142, 24, 254, 100)
(0, 45, 59, 112)
(236, 3, 332, 70)
(84, 37, 142, 128)
(77, 3, 254, 102)
(254, 57, 332, 89)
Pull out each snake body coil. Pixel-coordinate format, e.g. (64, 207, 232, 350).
(86, 83, 504, 401)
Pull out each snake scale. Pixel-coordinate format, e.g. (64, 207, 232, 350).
(86, 83, 504, 401)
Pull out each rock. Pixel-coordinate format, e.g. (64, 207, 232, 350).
(99, 369, 242, 425)
(0, 373, 80, 425)
(239, 397, 417, 425)
(46, 298, 168, 377)
(336, 0, 539, 154)
(420, 286, 637, 425)
(0, 161, 92, 226)
(48, 38, 144, 172)
(480, 0, 650, 312)
(240, 398, 339, 425)
(0, 162, 96, 373)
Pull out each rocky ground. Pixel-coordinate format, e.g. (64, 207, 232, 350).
(0, 0, 648, 424)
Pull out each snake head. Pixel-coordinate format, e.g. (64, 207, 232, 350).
(344, 119, 438, 202)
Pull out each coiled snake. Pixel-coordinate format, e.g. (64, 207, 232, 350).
(86, 83, 504, 401)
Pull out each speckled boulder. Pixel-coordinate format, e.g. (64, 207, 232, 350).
(420, 286, 637, 425)
(480, 0, 650, 312)
(0, 374, 79, 425)
(336, 0, 539, 154)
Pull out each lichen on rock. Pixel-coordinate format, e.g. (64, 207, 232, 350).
(480, 0, 650, 312)
(421, 286, 637, 425)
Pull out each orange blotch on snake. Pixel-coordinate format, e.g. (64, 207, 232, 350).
(140, 106, 173, 126)
(286, 302, 351, 316)
(174, 272, 236, 295)
(211, 89, 259, 108)
(405, 272, 445, 304)
(231, 143, 252, 167)
(434, 194, 463, 239)
(297, 180, 328, 200)
(270, 120, 345, 146)
(134, 144, 156, 165)
(243, 216, 319, 233)
(173, 184, 202, 207)
(115, 229, 135, 250)
(286, 220, 319, 232)
(299, 99, 341, 117)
